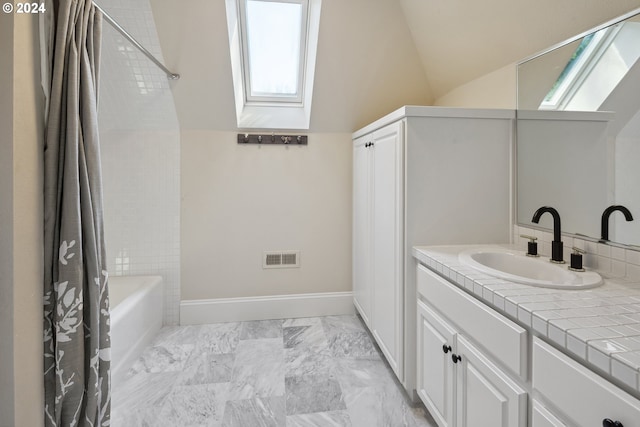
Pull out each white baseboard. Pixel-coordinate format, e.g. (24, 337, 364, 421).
(180, 291, 355, 325)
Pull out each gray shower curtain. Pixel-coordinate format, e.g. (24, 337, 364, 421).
(43, 0, 111, 425)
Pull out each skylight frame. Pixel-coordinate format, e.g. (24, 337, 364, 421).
(238, 0, 309, 105)
(225, 0, 322, 129)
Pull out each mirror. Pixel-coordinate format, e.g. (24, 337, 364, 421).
(517, 9, 640, 246)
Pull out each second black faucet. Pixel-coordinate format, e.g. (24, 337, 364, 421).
(601, 205, 633, 241)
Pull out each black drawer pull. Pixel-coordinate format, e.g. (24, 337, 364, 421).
(452, 354, 461, 364)
(442, 344, 452, 354)
(603, 419, 624, 427)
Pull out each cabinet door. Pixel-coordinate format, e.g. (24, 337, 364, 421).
(456, 335, 527, 427)
(417, 300, 456, 427)
(352, 136, 372, 326)
(531, 399, 567, 427)
(371, 121, 404, 377)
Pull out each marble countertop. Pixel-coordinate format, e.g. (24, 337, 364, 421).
(413, 244, 640, 398)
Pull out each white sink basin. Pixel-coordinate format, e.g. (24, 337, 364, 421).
(459, 247, 602, 289)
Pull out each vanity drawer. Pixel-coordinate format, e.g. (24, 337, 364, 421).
(532, 337, 640, 427)
(416, 263, 527, 380)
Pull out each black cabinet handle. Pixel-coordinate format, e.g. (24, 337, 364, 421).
(603, 419, 624, 427)
(442, 344, 452, 354)
(452, 354, 461, 363)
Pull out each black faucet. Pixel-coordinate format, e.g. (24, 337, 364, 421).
(531, 206, 564, 263)
(601, 205, 633, 241)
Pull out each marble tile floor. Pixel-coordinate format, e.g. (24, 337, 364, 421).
(112, 315, 437, 427)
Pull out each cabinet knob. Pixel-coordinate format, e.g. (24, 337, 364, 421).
(442, 344, 452, 354)
(602, 419, 624, 427)
(452, 354, 462, 364)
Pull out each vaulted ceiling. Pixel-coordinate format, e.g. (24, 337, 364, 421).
(399, 0, 640, 99)
(150, 0, 432, 131)
(150, 0, 640, 132)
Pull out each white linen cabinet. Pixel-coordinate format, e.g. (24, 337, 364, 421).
(353, 120, 404, 375)
(352, 106, 514, 398)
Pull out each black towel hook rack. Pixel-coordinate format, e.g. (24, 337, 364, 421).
(238, 133, 308, 145)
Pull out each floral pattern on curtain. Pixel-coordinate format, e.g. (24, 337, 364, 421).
(43, 0, 111, 425)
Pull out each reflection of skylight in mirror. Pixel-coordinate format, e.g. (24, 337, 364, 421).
(540, 30, 604, 109)
(542, 33, 596, 103)
(245, 0, 302, 97)
(540, 22, 640, 111)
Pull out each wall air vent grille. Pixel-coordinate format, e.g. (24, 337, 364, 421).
(265, 253, 282, 266)
(263, 251, 300, 269)
(281, 253, 297, 265)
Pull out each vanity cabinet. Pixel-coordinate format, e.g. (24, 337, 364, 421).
(415, 246, 640, 427)
(532, 337, 640, 427)
(416, 264, 527, 427)
(353, 106, 514, 393)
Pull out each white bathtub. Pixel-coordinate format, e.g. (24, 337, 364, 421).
(110, 275, 163, 388)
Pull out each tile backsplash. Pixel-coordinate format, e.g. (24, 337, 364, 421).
(98, 0, 181, 325)
(514, 225, 640, 281)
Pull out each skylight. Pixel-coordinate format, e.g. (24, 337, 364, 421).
(225, 0, 322, 129)
(243, 0, 305, 100)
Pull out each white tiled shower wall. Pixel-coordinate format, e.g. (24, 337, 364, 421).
(97, 0, 181, 325)
(515, 225, 640, 281)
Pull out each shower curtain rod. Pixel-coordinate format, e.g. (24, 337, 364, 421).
(93, 3, 180, 80)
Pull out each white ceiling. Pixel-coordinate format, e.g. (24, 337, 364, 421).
(150, 0, 432, 132)
(150, 0, 640, 132)
(399, 0, 640, 99)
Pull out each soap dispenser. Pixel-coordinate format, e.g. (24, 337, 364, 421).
(569, 247, 586, 272)
(520, 234, 539, 257)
